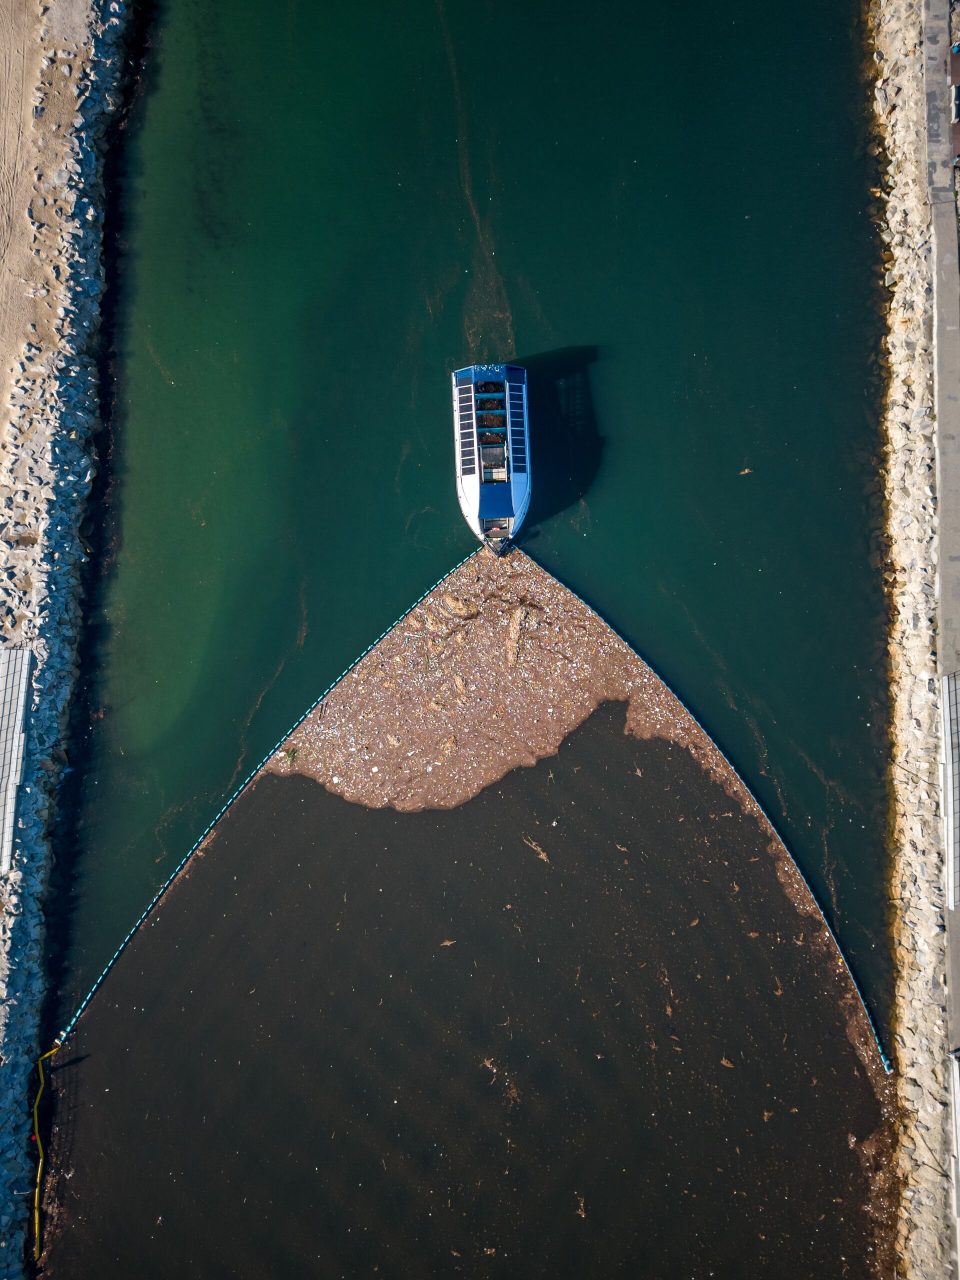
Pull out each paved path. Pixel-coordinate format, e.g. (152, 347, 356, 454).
(930, 0, 960, 672)
(928, 0, 960, 1272)
(0, 645, 30, 875)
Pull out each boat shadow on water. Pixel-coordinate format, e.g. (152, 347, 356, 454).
(516, 345, 604, 533)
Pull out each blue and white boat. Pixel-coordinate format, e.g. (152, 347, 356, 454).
(451, 363, 530, 553)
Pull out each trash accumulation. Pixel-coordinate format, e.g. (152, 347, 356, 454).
(272, 548, 758, 815)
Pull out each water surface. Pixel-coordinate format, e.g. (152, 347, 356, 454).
(45, 707, 891, 1279)
(55, 0, 888, 1058)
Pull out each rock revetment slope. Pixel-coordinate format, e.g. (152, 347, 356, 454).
(0, 1, 127, 1272)
(870, 1, 951, 1273)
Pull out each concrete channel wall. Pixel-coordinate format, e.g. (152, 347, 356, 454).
(943, 674, 960, 910)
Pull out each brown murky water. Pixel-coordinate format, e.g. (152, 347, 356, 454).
(44, 705, 894, 1280)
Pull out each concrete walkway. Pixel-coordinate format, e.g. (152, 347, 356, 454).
(0, 647, 31, 876)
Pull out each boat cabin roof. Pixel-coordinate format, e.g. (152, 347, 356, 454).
(478, 486, 514, 518)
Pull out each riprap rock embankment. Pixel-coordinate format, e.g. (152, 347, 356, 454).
(0, 1, 126, 1273)
(871, 0, 951, 1274)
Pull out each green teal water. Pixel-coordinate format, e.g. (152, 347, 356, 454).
(59, 0, 888, 1027)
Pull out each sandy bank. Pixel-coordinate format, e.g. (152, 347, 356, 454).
(0, 0, 126, 1273)
(870, 0, 951, 1274)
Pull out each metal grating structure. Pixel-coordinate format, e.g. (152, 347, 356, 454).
(944, 673, 960, 909)
(507, 382, 527, 473)
(457, 385, 476, 476)
(0, 647, 31, 875)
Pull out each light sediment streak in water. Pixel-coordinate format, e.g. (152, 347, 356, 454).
(435, 0, 516, 359)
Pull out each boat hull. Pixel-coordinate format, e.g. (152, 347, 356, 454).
(452, 363, 530, 550)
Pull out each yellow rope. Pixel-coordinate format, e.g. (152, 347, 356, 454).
(32, 1042, 60, 1261)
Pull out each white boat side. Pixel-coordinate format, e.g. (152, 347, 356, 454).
(451, 363, 531, 552)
